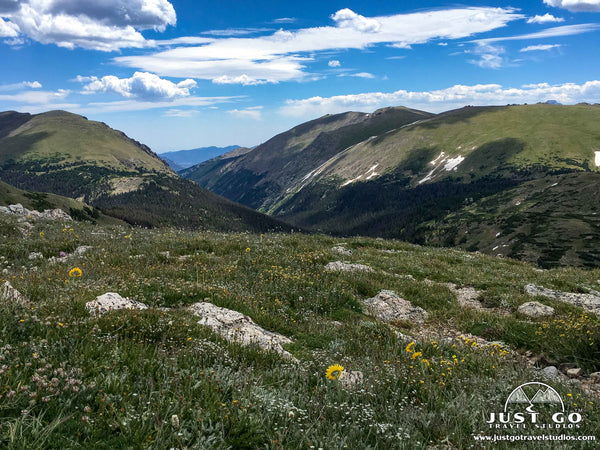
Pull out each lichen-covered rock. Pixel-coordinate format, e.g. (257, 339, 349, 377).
(363, 290, 428, 324)
(525, 284, 600, 317)
(445, 283, 483, 310)
(0, 203, 72, 221)
(518, 301, 555, 318)
(0, 281, 30, 306)
(188, 302, 295, 360)
(331, 246, 352, 256)
(86, 292, 148, 316)
(324, 261, 373, 273)
(338, 370, 363, 388)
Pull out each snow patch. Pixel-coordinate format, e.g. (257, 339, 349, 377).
(595, 151, 600, 167)
(418, 152, 464, 184)
(443, 155, 464, 171)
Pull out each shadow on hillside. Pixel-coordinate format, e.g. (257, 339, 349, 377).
(414, 105, 505, 130)
(0, 132, 53, 162)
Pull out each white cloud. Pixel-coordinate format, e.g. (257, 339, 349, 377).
(339, 72, 375, 79)
(0, 16, 18, 36)
(163, 108, 198, 117)
(280, 81, 600, 117)
(0, 0, 176, 51)
(212, 74, 268, 86)
(271, 18, 297, 24)
(527, 13, 564, 23)
(116, 7, 523, 84)
(543, 0, 600, 12)
(473, 23, 600, 44)
(328, 60, 341, 67)
(79, 72, 196, 101)
(201, 28, 272, 37)
(331, 8, 381, 33)
(468, 43, 506, 69)
(520, 44, 562, 52)
(0, 88, 70, 105)
(0, 80, 41, 91)
(228, 107, 262, 120)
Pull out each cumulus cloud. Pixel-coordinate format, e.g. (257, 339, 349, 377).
(0, 0, 176, 50)
(280, 81, 600, 117)
(79, 72, 196, 101)
(0, 80, 42, 91)
(328, 60, 341, 67)
(0, 16, 18, 36)
(520, 44, 562, 52)
(331, 8, 381, 33)
(527, 13, 564, 23)
(115, 7, 523, 84)
(543, 0, 600, 12)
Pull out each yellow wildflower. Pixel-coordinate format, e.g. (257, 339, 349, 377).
(325, 364, 344, 380)
(69, 267, 82, 277)
(405, 341, 416, 353)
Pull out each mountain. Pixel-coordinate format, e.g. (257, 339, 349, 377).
(159, 145, 242, 171)
(182, 106, 433, 212)
(183, 103, 600, 268)
(0, 110, 291, 232)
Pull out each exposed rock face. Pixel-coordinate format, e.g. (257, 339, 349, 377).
(525, 284, 600, 317)
(0, 281, 30, 306)
(445, 283, 482, 310)
(363, 290, 428, 324)
(86, 292, 148, 316)
(0, 203, 72, 221)
(338, 370, 363, 388)
(332, 246, 352, 256)
(188, 302, 295, 360)
(518, 301, 555, 318)
(324, 261, 373, 273)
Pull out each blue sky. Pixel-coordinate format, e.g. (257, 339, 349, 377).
(1, 1, 599, 151)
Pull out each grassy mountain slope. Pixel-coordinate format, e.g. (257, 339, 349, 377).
(1, 215, 599, 447)
(0, 180, 123, 225)
(0, 110, 291, 232)
(240, 103, 600, 267)
(182, 106, 433, 212)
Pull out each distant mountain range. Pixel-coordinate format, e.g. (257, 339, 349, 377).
(159, 145, 244, 171)
(182, 103, 600, 268)
(0, 110, 290, 232)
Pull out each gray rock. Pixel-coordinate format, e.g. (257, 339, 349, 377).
(363, 290, 428, 324)
(445, 283, 482, 310)
(324, 261, 373, 273)
(567, 367, 583, 378)
(541, 366, 560, 380)
(0, 281, 30, 306)
(0, 203, 72, 221)
(525, 284, 600, 317)
(518, 301, 555, 318)
(338, 370, 363, 388)
(188, 302, 295, 360)
(332, 246, 352, 256)
(86, 292, 148, 316)
(590, 372, 600, 382)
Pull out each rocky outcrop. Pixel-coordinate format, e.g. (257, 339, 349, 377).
(325, 261, 373, 273)
(0, 203, 72, 221)
(518, 301, 555, 318)
(525, 284, 600, 317)
(363, 290, 428, 324)
(331, 245, 352, 256)
(188, 302, 295, 360)
(0, 281, 30, 306)
(86, 292, 148, 316)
